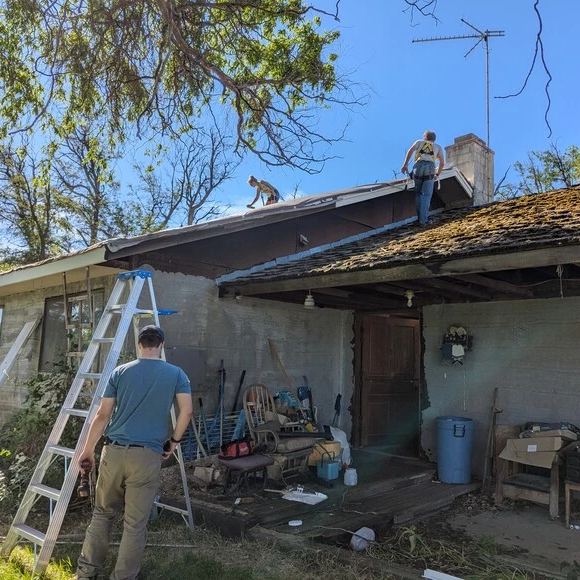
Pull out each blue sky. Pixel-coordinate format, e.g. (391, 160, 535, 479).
(225, 0, 579, 213)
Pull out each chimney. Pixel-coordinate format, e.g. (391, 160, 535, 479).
(445, 133, 494, 206)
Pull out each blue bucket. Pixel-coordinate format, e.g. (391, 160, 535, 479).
(436, 416, 474, 484)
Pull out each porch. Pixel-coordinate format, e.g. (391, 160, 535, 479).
(159, 449, 478, 541)
(157, 447, 580, 578)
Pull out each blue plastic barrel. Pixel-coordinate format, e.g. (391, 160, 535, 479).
(436, 416, 474, 484)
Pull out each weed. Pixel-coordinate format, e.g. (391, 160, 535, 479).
(373, 526, 533, 580)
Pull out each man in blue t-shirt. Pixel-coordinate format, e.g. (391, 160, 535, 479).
(76, 325, 193, 580)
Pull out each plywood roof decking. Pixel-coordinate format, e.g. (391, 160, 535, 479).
(219, 186, 580, 289)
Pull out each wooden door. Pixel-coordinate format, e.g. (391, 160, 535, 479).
(354, 314, 421, 455)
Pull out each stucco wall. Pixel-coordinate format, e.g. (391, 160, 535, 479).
(421, 297, 580, 476)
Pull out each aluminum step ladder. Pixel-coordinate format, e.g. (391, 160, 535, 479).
(0, 270, 194, 575)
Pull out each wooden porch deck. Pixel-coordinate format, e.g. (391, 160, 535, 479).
(180, 450, 479, 541)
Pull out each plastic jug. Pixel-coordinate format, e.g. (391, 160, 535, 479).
(344, 467, 358, 486)
(349, 527, 375, 551)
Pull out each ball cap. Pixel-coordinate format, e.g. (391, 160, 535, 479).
(137, 325, 165, 342)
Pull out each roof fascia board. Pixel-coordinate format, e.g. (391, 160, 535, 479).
(0, 246, 107, 289)
(223, 243, 580, 296)
(104, 205, 332, 258)
(333, 169, 472, 209)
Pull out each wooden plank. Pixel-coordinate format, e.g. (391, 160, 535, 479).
(345, 470, 435, 502)
(494, 425, 522, 502)
(0, 318, 41, 390)
(222, 245, 580, 296)
(275, 481, 478, 538)
(247, 526, 423, 579)
(421, 278, 491, 300)
(501, 484, 550, 506)
(454, 274, 534, 297)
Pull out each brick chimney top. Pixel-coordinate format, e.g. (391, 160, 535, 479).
(445, 133, 494, 206)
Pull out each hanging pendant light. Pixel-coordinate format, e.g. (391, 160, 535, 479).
(304, 291, 315, 309)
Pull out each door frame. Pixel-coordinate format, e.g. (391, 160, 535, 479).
(352, 310, 422, 451)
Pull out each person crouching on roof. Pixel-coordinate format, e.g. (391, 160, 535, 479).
(246, 175, 280, 208)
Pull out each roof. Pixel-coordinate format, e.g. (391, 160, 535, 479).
(104, 167, 470, 258)
(0, 168, 471, 289)
(218, 186, 580, 290)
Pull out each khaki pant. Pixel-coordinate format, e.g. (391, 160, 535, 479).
(76, 444, 162, 580)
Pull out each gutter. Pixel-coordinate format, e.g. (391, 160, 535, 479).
(0, 246, 107, 289)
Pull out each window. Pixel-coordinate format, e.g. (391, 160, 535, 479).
(39, 291, 104, 372)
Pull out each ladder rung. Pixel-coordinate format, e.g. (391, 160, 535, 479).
(78, 372, 102, 380)
(12, 523, 46, 545)
(135, 309, 155, 315)
(63, 407, 89, 418)
(154, 501, 188, 515)
(29, 483, 61, 502)
(66, 323, 93, 329)
(47, 444, 75, 459)
(93, 337, 115, 344)
(107, 304, 126, 312)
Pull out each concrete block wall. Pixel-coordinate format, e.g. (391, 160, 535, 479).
(1, 269, 355, 436)
(149, 269, 355, 436)
(421, 296, 580, 476)
(0, 275, 116, 425)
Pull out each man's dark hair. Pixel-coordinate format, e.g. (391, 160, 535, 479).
(137, 325, 165, 348)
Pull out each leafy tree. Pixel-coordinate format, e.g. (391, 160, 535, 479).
(0, 0, 348, 173)
(495, 144, 580, 199)
(52, 123, 123, 246)
(0, 141, 73, 263)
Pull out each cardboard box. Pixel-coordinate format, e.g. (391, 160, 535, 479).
(525, 429, 577, 441)
(505, 436, 566, 453)
(499, 447, 557, 469)
(499, 436, 566, 469)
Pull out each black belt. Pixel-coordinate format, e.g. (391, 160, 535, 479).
(103, 437, 144, 448)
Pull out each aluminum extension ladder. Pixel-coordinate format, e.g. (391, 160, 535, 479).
(0, 270, 194, 575)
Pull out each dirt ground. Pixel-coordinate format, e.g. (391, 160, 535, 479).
(409, 493, 580, 578)
(446, 502, 580, 573)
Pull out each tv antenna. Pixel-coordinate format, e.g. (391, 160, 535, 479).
(413, 19, 505, 147)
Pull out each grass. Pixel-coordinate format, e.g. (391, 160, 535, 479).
(0, 546, 75, 579)
(0, 516, 388, 580)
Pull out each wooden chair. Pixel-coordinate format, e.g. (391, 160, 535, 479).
(243, 384, 319, 480)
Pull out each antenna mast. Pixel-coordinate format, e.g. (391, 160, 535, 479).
(413, 19, 504, 147)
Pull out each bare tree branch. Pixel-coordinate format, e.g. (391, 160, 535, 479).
(495, 0, 552, 137)
(402, 0, 440, 24)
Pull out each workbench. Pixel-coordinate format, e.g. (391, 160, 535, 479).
(496, 454, 563, 520)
